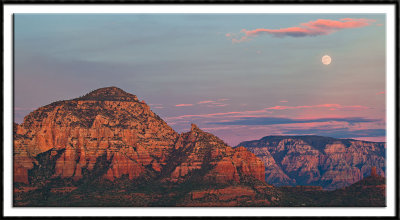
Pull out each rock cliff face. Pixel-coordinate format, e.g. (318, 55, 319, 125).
(13, 87, 264, 187)
(164, 124, 265, 184)
(238, 136, 385, 190)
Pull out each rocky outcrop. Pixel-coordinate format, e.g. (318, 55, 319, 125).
(164, 124, 265, 184)
(238, 136, 385, 190)
(14, 87, 264, 188)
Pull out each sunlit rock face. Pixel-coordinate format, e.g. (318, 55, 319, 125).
(238, 136, 385, 190)
(165, 124, 265, 184)
(14, 87, 178, 184)
(13, 87, 264, 187)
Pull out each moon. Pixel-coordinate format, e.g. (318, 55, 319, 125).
(322, 55, 332, 65)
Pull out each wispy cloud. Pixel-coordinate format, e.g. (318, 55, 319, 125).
(175, 104, 194, 107)
(197, 100, 215, 104)
(176, 99, 230, 108)
(168, 103, 370, 121)
(149, 104, 164, 109)
(165, 109, 271, 121)
(282, 128, 385, 139)
(218, 98, 230, 102)
(227, 18, 376, 43)
(266, 104, 370, 111)
(279, 100, 288, 103)
(212, 116, 379, 126)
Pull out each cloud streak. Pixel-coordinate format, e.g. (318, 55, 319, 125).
(282, 128, 385, 139)
(266, 104, 370, 111)
(167, 103, 370, 122)
(175, 104, 194, 107)
(212, 116, 379, 126)
(165, 109, 271, 121)
(174, 99, 230, 108)
(198, 100, 215, 104)
(227, 18, 376, 42)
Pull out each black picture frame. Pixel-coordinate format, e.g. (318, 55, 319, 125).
(2, 0, 399, 218)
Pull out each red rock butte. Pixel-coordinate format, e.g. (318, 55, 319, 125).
(14, 87, 265, 187)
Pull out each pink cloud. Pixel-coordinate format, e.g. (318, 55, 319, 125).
(165, 109, 271, 121)
(200, 125, 249, 131)
(198, 100, 215, 104)
(227, 18, 376, 42)
(175, 104, 194, 107)
(167, 103, 371, 122)
(198, 99, 231, 107)
(175, 99, 231, 108)
(302, 18, 374, 29)
(244, 26, 323, 37)
(190, 120, 384, 146)
(279, 100, 288, 103)
(232, 36, 251, 43)
(266, 104, 369, 111)
(376, 91, 385, 95)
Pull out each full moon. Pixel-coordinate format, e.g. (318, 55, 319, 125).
(322, 55, 332, 65)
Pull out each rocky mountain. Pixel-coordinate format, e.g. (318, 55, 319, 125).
(14, 87, 274, 206)
(14, 87, 179, 184)
(237, 136, 385, 190)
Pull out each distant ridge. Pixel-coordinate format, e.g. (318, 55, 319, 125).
(251, 135, 384, 145)
(238, 135, 386, 190)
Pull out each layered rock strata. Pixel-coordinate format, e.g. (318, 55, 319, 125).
(238, 136, 386, 190)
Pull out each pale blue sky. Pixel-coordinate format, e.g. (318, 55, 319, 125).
(14, 14, 386, 145)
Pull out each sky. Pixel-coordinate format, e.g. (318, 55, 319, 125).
(14, 14, 386, 146)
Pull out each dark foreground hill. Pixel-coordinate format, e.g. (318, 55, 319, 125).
(14, 168, 385, 207)
(278, 170, 385, 207)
